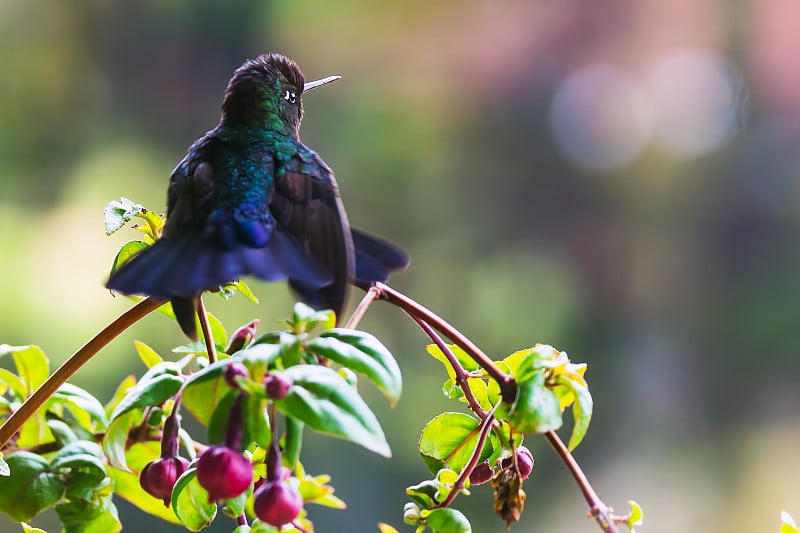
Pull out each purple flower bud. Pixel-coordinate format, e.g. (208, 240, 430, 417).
(253, 480, 303, 527)
(196, 445, 253, 501)
(264, 373, 292, 400)
(226, 320, 259, 354)
(502, 446, 534, 480)
(223, 361, 250, 389)
(468, 460, 494, 485)
(140, 456, 190, 507)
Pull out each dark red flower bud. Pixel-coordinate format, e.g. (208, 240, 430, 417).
(468, 460, 494, 485)
(226, 320, 259, 354)
(224, 361, 250, 389)
(196, 445, 253, 501)
(253, 480, 303, 527)
(264, 373, 292, 400)
(502, 446, 534, 480)
(140, 456, 190, 507)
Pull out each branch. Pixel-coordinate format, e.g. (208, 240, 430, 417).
(372, 282, 517, 404)
(545, 431, 620, 533)
(197, 296, 217, 363)
(0, 296, 165, 449)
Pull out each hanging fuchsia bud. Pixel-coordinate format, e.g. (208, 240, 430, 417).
(264, 372, 292, 400)
(468, 460, 494, 485)
(140, 407, 189, 506)
(253, 480, 303, 527)
(140, 455, 190, 506)
(502, 446, 534, 480)
(196, 445, 253, 501)
(226, 319, 259, 354)
(224, 361, 250, 389)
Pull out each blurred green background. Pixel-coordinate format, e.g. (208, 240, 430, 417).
(2, 1, 800, 532)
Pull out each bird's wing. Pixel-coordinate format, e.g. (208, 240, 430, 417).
(270, 149, 355, 320)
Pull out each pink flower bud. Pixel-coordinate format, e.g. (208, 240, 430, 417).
(140, 456, 190, 507)
(253, 480, 303, 527)
(264, 373, 292, 400)
(502, 445, 534, 480)
(196, 445, 253, 501)
(223, 361, 250, 389)
(468, 460, 494, 485)
(226, 320, 259, 354)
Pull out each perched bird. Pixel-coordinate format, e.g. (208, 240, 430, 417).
(107, 53, 408, 339)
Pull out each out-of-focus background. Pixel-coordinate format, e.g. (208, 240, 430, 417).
(2, 1, 799, 532)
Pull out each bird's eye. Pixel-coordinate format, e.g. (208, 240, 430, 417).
(283, 90, 297, 104)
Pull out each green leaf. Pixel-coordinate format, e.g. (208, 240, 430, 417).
(290, 302, 335, 332)
(0, 452, 65, 522)
(172, 468, 217, 531)
(104, 375, 136, 418)
(556, 374, 593, 451)
(276, 365, 391, 457)
(134, 341, 164, 369)
(425, 508, 472, 533)
(242, 393, 271, 449)
(52, 383, 109, 431)
(0, 344, 49, 394)
(51, 441, 108, 495)
(56, 497, 121, 533)
(496, 371, 563, 433)
(0, 367, 26, 399)
(206, 390, 239, 446)
(183, 360, 234, 425)
(110, 241, 148, 274)
(109, 373, 183, 421)
(102, 409, 141, 471)
(627, 500, 644, 532)
(425, 344, 480, 381)
(104, 197, 144, 235)
(282, 417, 304, 467)
(418, 413, 500, 475)
(308, 328, 402, 405)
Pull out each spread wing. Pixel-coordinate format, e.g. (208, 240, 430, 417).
(269, 150, 355, 320)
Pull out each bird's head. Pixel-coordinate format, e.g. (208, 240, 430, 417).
(220, 53, 340, 136)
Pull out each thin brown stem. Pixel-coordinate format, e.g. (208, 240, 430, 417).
(345, 285, 380, 329)
(545, 430, 619, 533)
(439, 404, 497, 509)
(414, 318, 487, 418)
(197, 296, 217, 363)
(0, 296, 165, 450)
(372, 282, 517, 404)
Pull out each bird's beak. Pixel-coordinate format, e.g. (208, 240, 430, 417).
(303, 76, 341, 92)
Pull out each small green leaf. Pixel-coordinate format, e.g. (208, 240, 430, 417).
(51, 441, 108, 494)
(206, 390, 239, 445)
(308, 328, 402, 405)
(56, 497, 121, 533)
(498, 370, 562, 434)
(557, 374, 593, 451)
(109, 373, 183, 421)
(242, 394, 271, 449)
(418, 413, 499, 475)
(378, 523, 401, 533)
(283, 417, 304, 467)
(104, 375, 136, 418)
(425, 507, 472, 533)
(110, 241, 148, 274)
(52, 383, 109, 431)
(290, 302, 335, 332)
(102, 410, 141, 471)
(426, 344, 480, 381)
(172, 468, 217, 531)
(276, 365, 391, 457)
(627, 500, 644, 532)
(0, 367, 27, 399)
(0, 345, 49, 394)
(104, 197, 144, 235)
(134, 341, 164, 369)
(0, 452, 65, 522)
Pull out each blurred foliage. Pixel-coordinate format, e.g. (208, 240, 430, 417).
(2, 1, 800, 532)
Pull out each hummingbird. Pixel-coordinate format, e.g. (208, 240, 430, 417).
(106, 53, 408, 339)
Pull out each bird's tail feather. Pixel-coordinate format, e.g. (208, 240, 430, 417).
(351, 228, 410, 285)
